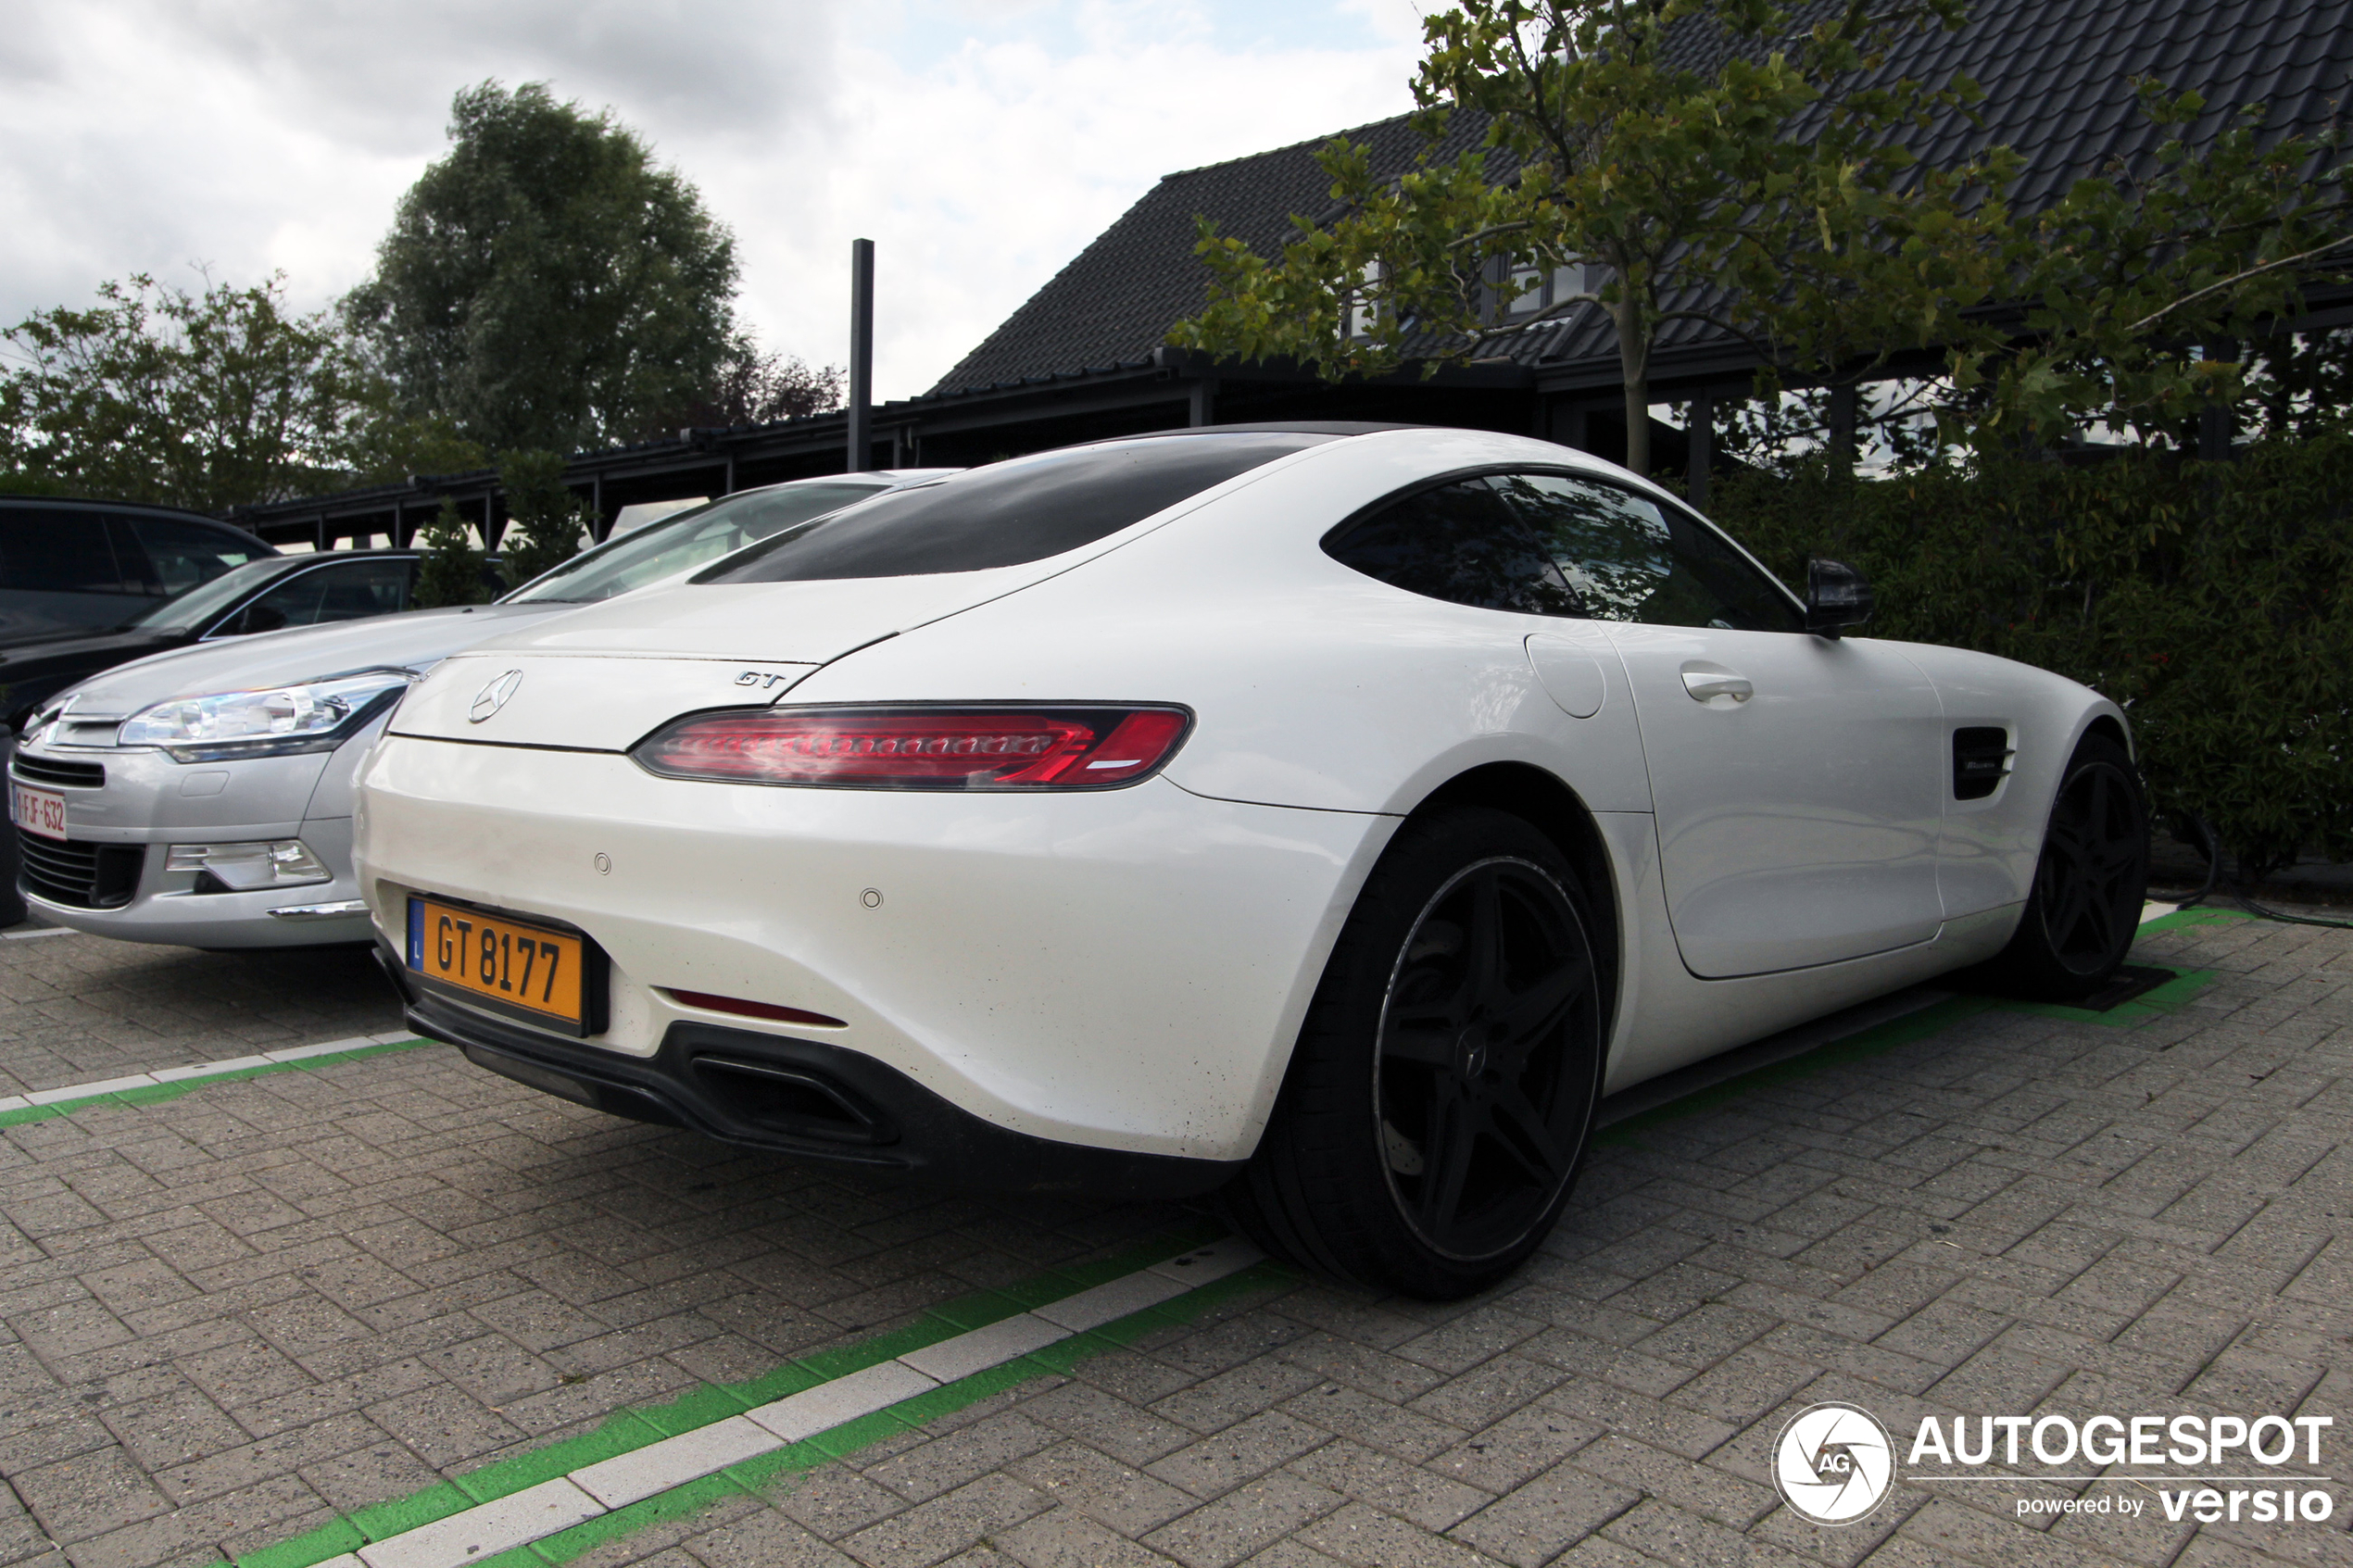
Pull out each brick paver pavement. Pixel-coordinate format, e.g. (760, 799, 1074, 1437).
(0, 936, 400, 1097)
(0, 912, 2343, 1568)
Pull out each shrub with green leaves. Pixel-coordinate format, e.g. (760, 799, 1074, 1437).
(496, 448, 585, 589)
(412, 496, 489, 608)
(1710, 435, 2353, 883)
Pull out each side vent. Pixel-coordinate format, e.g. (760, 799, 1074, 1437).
(1953, 727, 2013, 800)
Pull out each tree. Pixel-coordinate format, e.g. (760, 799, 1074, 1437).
(0, 272, 477, 511)
(496, 448, 587, 588)
(1955, 87, 2353, 455)
(413, 496, 490, 608)
(344, 81, 740, 456)
(1172, 0, 2015, 474)
(659, 338, 843, 433)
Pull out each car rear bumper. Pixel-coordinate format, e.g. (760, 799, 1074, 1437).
(384, 951, 1240, 1198)
(355, 736, 1393, 1163)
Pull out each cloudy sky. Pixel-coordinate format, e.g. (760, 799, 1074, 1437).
(0, 0, 1427, 403)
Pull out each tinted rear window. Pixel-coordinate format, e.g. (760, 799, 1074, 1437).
(698, 433, 1334, 583)
(0, 509, 127, 593)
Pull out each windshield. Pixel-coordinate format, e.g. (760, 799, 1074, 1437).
(118, 557, 309, 633)
(505, 481, 896, 604)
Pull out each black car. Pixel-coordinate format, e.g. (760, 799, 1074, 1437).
(0, 549, 427, 730)
(0, 496, 278, 646)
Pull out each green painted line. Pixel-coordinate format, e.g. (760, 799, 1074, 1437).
(0, 1039, 434, 1131)
(1596, 994, 1996, 1145)
(1598, 960, 2225, 1145)
(2138, 907, 2257, 934)
(1991, 967, 2220, 1027)
(501, 1260, 1290, 1568)
(230, 1220, 1235, 1568)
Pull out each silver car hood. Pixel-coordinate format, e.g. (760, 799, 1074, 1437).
(56, 603, 573, 721)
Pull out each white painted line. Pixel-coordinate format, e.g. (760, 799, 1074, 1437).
(571, 1416, 781, 1509)
(148, 1054, 276, 1082)
(25, 1073, 157, 1105)
(2142, 900, 2177, 922)
(898, 1312, 1066, 1383)
(264, 1035, 382, 1062)
(1147, 1237, 1266, 1286)
(1033, 1270, 1191, 1333)
(747, 1359, 938, 1443)
(356, 1477, 600, 1568)
(3, 925, 79, 940)
(2, 1034, 427, 1117)
(369, 1031, 416, 1045)
(283, 1236, 1272, 1568)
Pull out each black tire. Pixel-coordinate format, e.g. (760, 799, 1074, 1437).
(1226, 807, 1607, 1298)
(1981, 731, 2149, 999)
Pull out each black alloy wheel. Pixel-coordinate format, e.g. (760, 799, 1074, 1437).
(1980, 732, 2149, 999)
(2035, 759, 2144, 974)
(1226, 807, 1607, 1298)
(1376, 857, 1594, 1261)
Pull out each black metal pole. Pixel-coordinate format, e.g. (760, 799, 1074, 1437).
(848, 238, 874, 471)
(1686, 389, 1715, 508)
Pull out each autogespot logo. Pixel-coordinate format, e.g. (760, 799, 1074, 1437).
(1775, 1402, 1896, 1524)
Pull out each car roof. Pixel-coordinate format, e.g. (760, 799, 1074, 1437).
(1071, 422, 1422, 447)
(0, 494, 273, 537)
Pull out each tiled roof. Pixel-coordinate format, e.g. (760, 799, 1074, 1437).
(930, 111, 1516, 395)
(930, 0, 2353, 393)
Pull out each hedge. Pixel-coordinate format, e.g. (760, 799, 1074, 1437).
(1708, 433, 2353, 883)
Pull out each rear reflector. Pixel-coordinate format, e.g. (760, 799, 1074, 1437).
(667, 989, 849, 1028)
(633, 705, 1191, 790)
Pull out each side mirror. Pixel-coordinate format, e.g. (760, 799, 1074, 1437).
(1805, 558, 1874, 638)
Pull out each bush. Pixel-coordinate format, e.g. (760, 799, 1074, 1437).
(413, 497, 490, 608)
(496, 448, 586, 589)
(1709, 435, 2353, 882)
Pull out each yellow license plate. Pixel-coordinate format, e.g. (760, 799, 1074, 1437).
(407, 897, 589, 1030)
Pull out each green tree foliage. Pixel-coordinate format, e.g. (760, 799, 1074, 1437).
(672, 341, 844, 429)
(1713, 442, 2353, 882)
(345, 81, 740, 455)
(0, 272, 478, 511)
(496, 448, 587, 588)
(1171, 0, 2013, 474)
(1951, 87, 2353, 454)
(413, 496, 491, 608)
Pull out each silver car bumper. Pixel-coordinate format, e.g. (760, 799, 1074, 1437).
(11, 737, 371, 947)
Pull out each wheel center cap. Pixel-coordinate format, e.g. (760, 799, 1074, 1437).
(1453, 1027, 1490, 1082)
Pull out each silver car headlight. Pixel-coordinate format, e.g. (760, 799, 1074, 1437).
(118, 670, 414, 763)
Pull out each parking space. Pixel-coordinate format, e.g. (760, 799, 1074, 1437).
(0, 910, 2344, 1568)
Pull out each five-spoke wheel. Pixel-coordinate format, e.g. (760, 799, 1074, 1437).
(1377, 857, 1594, 1262)
(1227, 808, 1606, 1298)
(1981, 732, 2149, 999)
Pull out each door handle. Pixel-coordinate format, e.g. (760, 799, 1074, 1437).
(1682, 669, 1753, 704)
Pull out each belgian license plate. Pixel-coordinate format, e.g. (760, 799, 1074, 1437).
(407, 897, 587, 1030)
(10, 783, 66, 842)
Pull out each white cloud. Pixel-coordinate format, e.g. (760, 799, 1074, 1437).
(0, 0, 1422, 404)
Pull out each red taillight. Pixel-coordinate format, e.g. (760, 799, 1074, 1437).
(634, 705, 1191, 790)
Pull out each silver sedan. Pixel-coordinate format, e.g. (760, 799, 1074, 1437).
(10, 472, 949, 947)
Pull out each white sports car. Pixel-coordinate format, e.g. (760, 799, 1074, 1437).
(354, 425, 2148, 1298)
